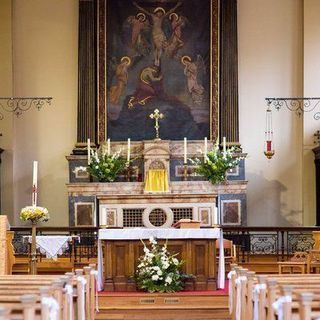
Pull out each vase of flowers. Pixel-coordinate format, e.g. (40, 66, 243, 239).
(135, 237, 192, 293)
(87, 148, 127, 182)
(20, 206, 49, 274)
(191, 143, 243, 185)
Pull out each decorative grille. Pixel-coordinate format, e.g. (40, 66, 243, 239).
(123, 208, 144, 227)
(172, 208, 193, 223)
(149, 208, 167, 227)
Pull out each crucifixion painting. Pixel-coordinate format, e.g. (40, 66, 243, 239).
(105, 0, 217, 141)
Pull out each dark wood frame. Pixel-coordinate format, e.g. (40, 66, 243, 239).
(96, 0, 219, 143)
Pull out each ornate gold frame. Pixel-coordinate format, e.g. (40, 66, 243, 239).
(97, 0, 219, 143)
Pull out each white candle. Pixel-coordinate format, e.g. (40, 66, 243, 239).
(183, 137, 187, 164)
(213, 206, 218, 225)
(100, 209, 107, 226)
(107, 138, 110, 156)
(223, 136, 226, 158)
(32, 161, 38, 207)
(204, 137, 208, 163)
(127, 138, 131, 162)
(87, 138, 91, 165)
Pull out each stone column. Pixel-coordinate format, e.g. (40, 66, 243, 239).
(219, 0, 239, 145)
(74, 0, 97, 154)
(313, 146, 320, 225)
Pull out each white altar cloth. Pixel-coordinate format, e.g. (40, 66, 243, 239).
(97, 228, 225, 291)
(25, 236, 73, 260)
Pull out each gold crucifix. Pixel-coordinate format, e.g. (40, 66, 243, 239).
(149, 109, 164, 141)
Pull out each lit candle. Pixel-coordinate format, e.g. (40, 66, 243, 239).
(204, 137, 208, 163)
(223, 136, 226, 158)
(32, 161, 38, 207)
(183, 137, 187, 164)
(127, 138, 131, 163)
(107, 138, 111, 156)
(87, 138, 91, 165)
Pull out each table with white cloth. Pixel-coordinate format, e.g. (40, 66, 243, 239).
(24, 236, 76, 260)
(97, 228, 225, 292)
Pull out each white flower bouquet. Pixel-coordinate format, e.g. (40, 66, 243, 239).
(20, 206, 49, 223)
(191, 142, 243, 185)
(135, 237, 193, 293)
(87, 148, 127, 182)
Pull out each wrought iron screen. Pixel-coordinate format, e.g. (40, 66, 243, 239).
(123, 208, 144, 227)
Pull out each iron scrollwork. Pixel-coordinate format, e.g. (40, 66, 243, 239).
(266, 97, 320, 120)
(0, 97, 52, 120)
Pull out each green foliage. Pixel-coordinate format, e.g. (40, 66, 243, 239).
(192, 143, 242, 185)
(135, 237, 193, 293)
(87, 148, 127, 182)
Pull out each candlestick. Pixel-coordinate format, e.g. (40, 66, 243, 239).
(183, 137, 187, 164)
(32, 161, 38, 207)
(204, 137, 208, 163)
(223, 136, 226, 158)
(87, 138, 91, 165)
(127, 138, 131, 163)
(107, 138, 111, 156)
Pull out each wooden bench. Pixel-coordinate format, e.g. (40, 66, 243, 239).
(229, 264, 320, 320)
(0, 265, 97, 320)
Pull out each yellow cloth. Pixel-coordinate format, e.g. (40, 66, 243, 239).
(144, 169, 169, 193)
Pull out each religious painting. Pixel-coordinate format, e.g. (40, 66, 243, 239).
(74, 203, 95, 226)
(98, 0, 219, 141)
(221, 200, 241, 225)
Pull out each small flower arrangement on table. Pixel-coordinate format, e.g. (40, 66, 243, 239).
(20, 206, 49, 223)
(191, 142, 242, 185)
(87, 148, 127, 182)
(135, 237, 192, 293)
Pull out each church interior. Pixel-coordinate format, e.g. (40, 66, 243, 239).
(1, 0, 320, 319)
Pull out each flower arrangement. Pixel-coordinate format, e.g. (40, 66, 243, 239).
(20, 206, 49, 223)
(87, 147, 127, 182)
(191, 143, 242, 185)
(135, 237, 192, 293)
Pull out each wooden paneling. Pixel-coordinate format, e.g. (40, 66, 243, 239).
(102, 239, 217, 291)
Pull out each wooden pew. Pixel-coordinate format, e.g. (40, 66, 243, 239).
(0, 216, 15, 275)
(229, 264, 320, 320)
(0, 265, 97, 320)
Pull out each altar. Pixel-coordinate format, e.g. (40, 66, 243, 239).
(97, 228, 225, 292)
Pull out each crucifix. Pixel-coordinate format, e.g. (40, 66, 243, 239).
(149, 109, 164, 141)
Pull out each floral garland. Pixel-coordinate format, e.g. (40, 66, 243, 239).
(20, 206, 49, 223)
(191, 142, 243, 185)
(135, 237, 192, 293)
(87, 148, 127, 182)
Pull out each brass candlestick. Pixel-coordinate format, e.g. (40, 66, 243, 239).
(30, 221, 37, 275)
(149, 109, 164, 141)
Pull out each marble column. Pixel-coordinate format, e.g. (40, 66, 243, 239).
(74, 0, 97, 154)
(219, 0, 239, 146)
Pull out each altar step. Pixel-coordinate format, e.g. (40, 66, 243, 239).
(96, 291, 230, 320)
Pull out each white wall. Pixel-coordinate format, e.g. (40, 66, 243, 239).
(0, 0, 14, 218)
(0, 0, 78, 226)
(238, 0, 304, 226)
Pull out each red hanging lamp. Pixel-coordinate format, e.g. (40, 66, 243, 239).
(264, 107, 275, 159)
